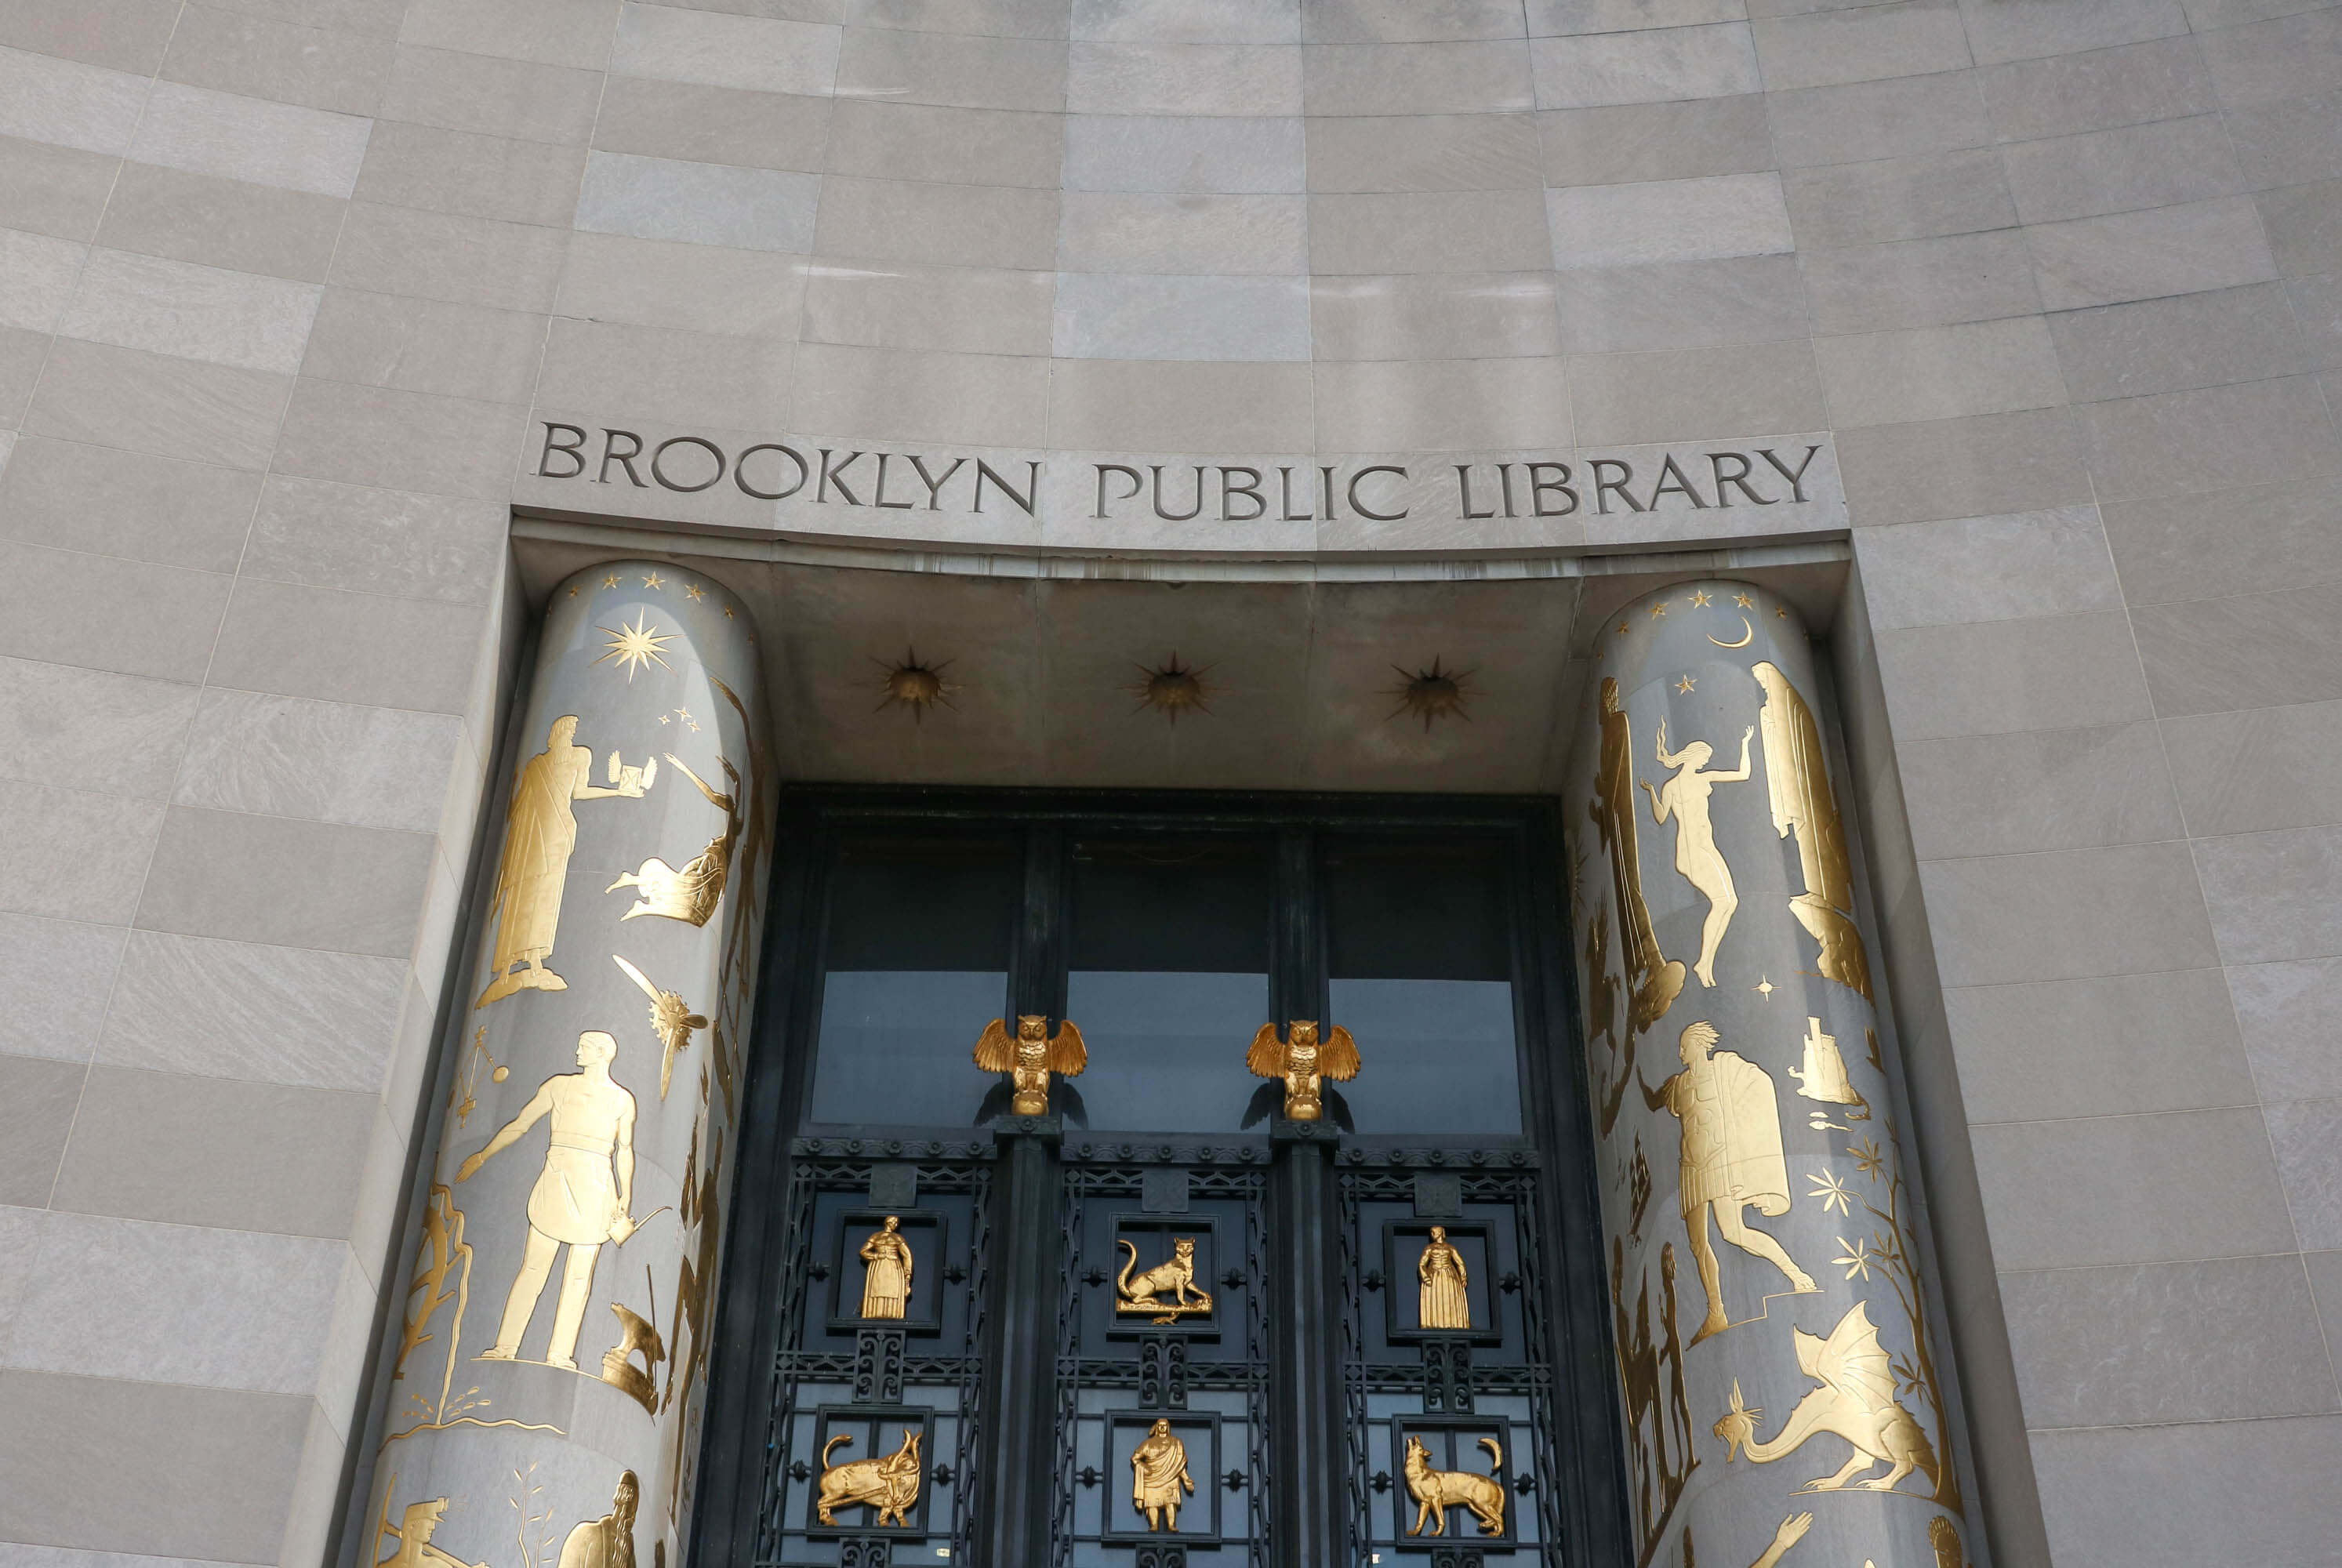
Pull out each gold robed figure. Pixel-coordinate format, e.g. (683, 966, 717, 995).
(1418, 1226, 1472, 1330)
(1590, 678, 1687, 1035)
(1752, 661, 1872, 1000)
(554, 1472, 638, 1568)
(859, 1216, 912, 1320)
(477, 716, 650, 1007)
(1129, 1418, 1194, 1531)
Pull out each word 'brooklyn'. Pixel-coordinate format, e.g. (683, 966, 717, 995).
(533, 423, 1828, 521)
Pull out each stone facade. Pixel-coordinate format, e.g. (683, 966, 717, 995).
(0, 2, 2337, 1566)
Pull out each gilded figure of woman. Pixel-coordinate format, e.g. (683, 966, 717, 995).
(859, 1216, 912, 1320)
(1418, 1225, 1471, 1330)
(1640, 718, 1752, 988)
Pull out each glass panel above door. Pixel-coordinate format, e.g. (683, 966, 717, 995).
(807, 832, 1017, 1127)
(1066, 834, 1274, 1131)
(1324, 835, 1525, 1134)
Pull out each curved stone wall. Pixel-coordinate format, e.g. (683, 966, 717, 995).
(0, 2, 2336, 1566)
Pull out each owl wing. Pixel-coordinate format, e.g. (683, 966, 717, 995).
(1321, 1024, 1362, 1081)
(1049, 1018, 1087, 1076)
(972, 1018, 1015, 1073)
(1245, 1022, 1284, 1078)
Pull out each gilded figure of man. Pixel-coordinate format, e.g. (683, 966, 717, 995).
(458, 1030, 639, 1369)
(1129, 1418, 1194, 1531)
(477, 716, 649, 1008)
(1641, 1020, 1816, 1343)
(859, 1215, 913, 1320)
(1589, 678, 1687, 1035)
(554, 1472, 637, 1568)
(1418, 1226, 1470, 1330)
(376, 1499, 488, 1568)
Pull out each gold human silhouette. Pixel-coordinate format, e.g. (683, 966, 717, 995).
(1640, 717, 1752, 988)
(1752, 662, 1872, 999)
(458, 1030, 639, 1369)
(1129, 1418, 1194, 1530)
(859, 1216, 913, 1319)
(554, 1470, 638, 1568)
(606, 753, 740, 926)
(477, 717, 651, 1007)
(1418, 1226, 1471, 1330)
(1641, 1021, 1816, 1343)
(1591, 678, 1687, 1033)
(376, 1497, 489, 1568)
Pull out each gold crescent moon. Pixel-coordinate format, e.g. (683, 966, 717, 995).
(1708, 616, 1754, 649)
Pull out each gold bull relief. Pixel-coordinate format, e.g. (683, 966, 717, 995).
(1713, 1301, 1941, 1496)
(1246, 1019, 1359, 1122)
(974, 1014, 1086, 1116)
(1403, 1436, 1506, 1538)
(1117, 1236, 1213, 1323)
(817, 1428, 923, 1528)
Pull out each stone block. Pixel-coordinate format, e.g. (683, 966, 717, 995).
(0, 779, 163, 927)
(1528, 20, 1757, 107)
(2021, 1417, 2342, 1567)
(538, 317, 796, 429)
(1783, 147, 2017, 248)
(1309, 188, 1548, 273)
(1551, 253, 1807, 353)
(30, 336, 294, 468)
(1047, 358, 1314, 450)
(207, 572, 488, 712)
(2198, 5, 2342, 108)
(2225, 85, 2342, 189)
(172, 688, 466, 836)
(2161, 699, 2342, 837)
(1310, 0, 1525, 42)
(837, 19, 1066, 107)
(1309, 111, 1544, 194)
(0, 654, 198, 808)
(0, 1054, 85, 1205)
(614, 2, 841, 95)
(2268, 1097, 2342, 1250)
(1836, 405, 2090, 527)
(2076, 375, 2341, 503)
(814, 172, 1058, 268)
(1968, 1104, 2290, 1269)
(2101, 475, 2342, 604)
(271, 377, 527, 501)
(851, 0, 1069, 36)
(159, 3, 394, 116)
(398, 0, 623, 71)
(2049, 280, 2305, 402)
(1979, 33, 2214, 142)
(60, 247, 321, 376)
(0, 227, 85, 338)
(1904, 718, 2176, 865)
(827, 98, 1062, 187)
(1073, 112, 1308, 193)
(2134, 582, 2342, 717)
(303, 287, 547, 405)
(1857, 505, 2122, 632)
(1054, 271, 1311, 361)
(2003, 113, 2244, 225)
(1945, 967, 2254, 1122)
(1309, 270, 1560, 361)
(1077, 0, 1299, 43)
(1875, 609, 2151, 742)
(354, 121, 587, 227)
(794, 339, 1052, 447)
(0, 132, 123, 244)
(1302, 38, 1536, 115)
(801, 256, 1052, 355)
(1313, 354, 1572, 452)
(1750, 0, 1972, 93)
(1064, 41, 1302, 115)
(1817, 317, 2064, 428)
(559, 230, 808, 342)
(1537, 94, 1772, 186)
(1062, 191, 1307, 275)
(2026, 195, 2277, 310)
(334, 201, 571, 313)
(0, 42, 155, 157)
(242, 474, 503, 603)
(1566, 339, 1825, 445)
(0, 911, 125, 1064)
(127, 80, 372, 200)
(133, 807, 433, 959)
(1548, 171, 1792, 267)
(0, 540, 231, 685)
(0, 0, 182, 73)
(590, 75, 832, 172)
(1800, 229, 2039, 334)
(93, 159, 346, 283)
(576, 151, 819, 256)
(1766, 69, 1991, 168)
(2231, 955, 2342, 1102)
(2195, 823, 2342, 967)
(0, 434, 263, 572)
(379, 40, 604, 143)
(2258, 176, 2342, 278)
(1959, 0, 2188, 67)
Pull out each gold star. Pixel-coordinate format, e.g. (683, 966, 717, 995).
(567, 585, 578, 597)
(1648, 601, 1668, 619)
(676, 707, 693, 727)
(1618, 621, 1631, 636)
(1676, 676, 1696, 694)
(723, 606, 735, 619)
(658, 713, 670, 724)
(1754, 975, 1774, 999)
(1734, 593, 1753, 609)
(1687, 589, 1712, 608)
(684, 583, 705, 601)
(641, 571, 666, 589)
(594, 610, 674, 682)
(1776, 606, 1789, 618)
(602, 574, 619, 589)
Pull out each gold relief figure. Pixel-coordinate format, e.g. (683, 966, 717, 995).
(1610, 1238, 1668, 1544)
(816, 1428, 923, 1527)
(477, 717, 652, 1008)
(1639, 717, 1754, 989)
(556, 1471, 639, 1568)
(664, 1105, 723, 1521)
(1402, 1436, 1506, 1538)
(1752, 662, 1873, 1000)
(1930, 1516, 1969, 1568)
(1640, 1022, 1817, 1345)
(1790, 1016, 1868, 1120)
(1246, 1019, 1360, 1122)
(458, 1030, 640, 1370)
(376, 1495, 490, 1568)
(974, 1014, 1087, 1116)
(394, 1185, 470, 1381)
(1117, 1236, 1214, 1323)
(1591, 677, 1687, 1033)
(1587, 904, 1641, 1142)
(1131, 1418, 1196, 1530)
(1748, 1514, 1814, 1568)
(858, 1217, 913, 1319)
(1418, 1226, 1471, 1330)
(1712, 1301, 1941, 1495)
(612, 955, 706, 1101)
(597, 1301, 664, 1415)
(607, 754, 742, 927)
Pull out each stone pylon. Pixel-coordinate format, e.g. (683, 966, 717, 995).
(1569, 579, 1975, 1568)
(362, 562, 771, 1568)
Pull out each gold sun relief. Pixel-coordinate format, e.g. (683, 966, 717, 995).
(596, 611, 677, 681)
(1131, 654, 1211, 724)
(1385, 657, 1476, 731)
(874, 648, 957, 722)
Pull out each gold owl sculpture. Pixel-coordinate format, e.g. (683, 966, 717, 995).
(974, 1014, 1087, 1116)
(1247, 1020, 1360, 1122)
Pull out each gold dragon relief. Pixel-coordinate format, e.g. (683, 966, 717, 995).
(1713, 1301, 1941, 1498)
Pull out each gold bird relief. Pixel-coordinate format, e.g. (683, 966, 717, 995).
(973, 1014, 1087, 1116)
(1247, 1020, 1360, 1122)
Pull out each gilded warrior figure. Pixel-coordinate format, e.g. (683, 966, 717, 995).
(477, 716, 650, 1007)
(1418, 1226, 1471, 1330)
(1129, 1419, 1195, 1532)
(459, 1030, 641, 1369)
(859, 1215, 913, 1320)
(1590, 678, 1687, 1035)
(1640, 1021, 1816, 1343)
